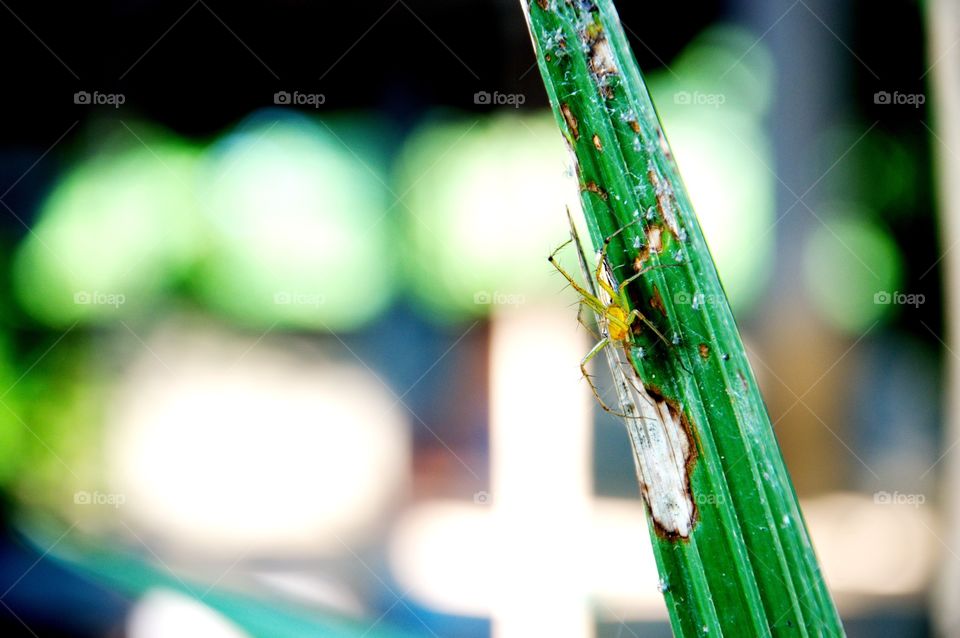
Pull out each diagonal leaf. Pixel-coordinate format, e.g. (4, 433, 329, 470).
(522, 1, 844, 635)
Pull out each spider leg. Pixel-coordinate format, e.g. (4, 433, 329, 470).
(550, 238, 573, 259)
(595, 218, 645, 300)
(581, 337, 651, 419)
(593, 255, 618, 301)
(604, 217, 643, 244)
(627, 309, 672, 349)
(581, 338, 619, 413)
(616, 262, 683, 295)
(576, 301, 601, 339)
(626, 309, 693, 374)
(549, 244, 606, 309)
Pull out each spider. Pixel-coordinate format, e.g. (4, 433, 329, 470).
(548, 213, 676, 417)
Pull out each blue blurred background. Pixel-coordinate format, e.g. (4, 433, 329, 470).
(0, 0, 945, 636)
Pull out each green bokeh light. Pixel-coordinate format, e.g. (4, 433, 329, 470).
(397, 113, 573, 319)
(665, 24, 775, 118)
(648, 25, 776, 312)
(195, 112, 395, 330)
(13, 126, 202, 326)
(0, 338, 25, 485)
(803, 211, 904, 333)
(818, 125, 918, 218)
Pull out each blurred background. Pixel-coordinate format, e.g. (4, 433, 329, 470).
(0, 0, 948, 636)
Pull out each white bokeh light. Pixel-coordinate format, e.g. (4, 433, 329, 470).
(105, 323, 410, 555)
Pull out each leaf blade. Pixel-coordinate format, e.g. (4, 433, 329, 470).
(522, 1, 844, 635)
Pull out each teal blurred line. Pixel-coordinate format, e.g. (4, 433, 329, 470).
(25, 527, 423, 638)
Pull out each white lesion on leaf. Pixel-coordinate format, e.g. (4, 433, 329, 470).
(605, 341, 696, 538)
(593, 260, 696, 538)
(647, 166, 682, 239)
(589, 36, 618, 78)
(565, 213, 696, 539)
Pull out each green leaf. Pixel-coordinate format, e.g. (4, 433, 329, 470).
(522, 1, 844, 635)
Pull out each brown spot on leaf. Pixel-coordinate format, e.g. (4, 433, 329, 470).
(650, 284, 665, 315)
(580, 18, 617, 99)
(649, 168, 681, 237)
(582, 181, 608, 200)
(698, 343, 710, 359)
(535, 0, 548, 9)
(588, 36, 618, 77)
(627, 119, 641, 134)
(561, 103, 579, 140)
(632, 224, 663, 273)
(592, 134, 603, 151)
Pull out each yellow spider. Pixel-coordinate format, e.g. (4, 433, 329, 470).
(548, 213, 673, 416)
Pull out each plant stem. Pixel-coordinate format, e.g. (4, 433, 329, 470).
(521, 1, 843, 635)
